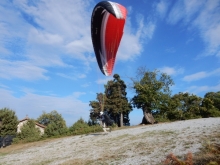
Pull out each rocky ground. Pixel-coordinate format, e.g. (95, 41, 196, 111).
(0, 117, 220, 165)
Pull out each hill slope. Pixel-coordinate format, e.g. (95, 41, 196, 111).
(0, 117, 220, 165)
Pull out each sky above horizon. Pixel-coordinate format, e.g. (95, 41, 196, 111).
(0, 0, 220, 126)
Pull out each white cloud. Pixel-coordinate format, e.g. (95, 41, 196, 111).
(118, 16, 156, 61)
(183, 71, 207, 82)
(0, 0, 149, 81)
(57, 72, 86, 80)
(96, 77, 113, 85)
(29, 28, 63, 45)
(0, 59, 48, 81)
(185, 83, 220, 95)
(143, 21, 156, 40)
(156, 0, 169, 19)
(160, 66, 184, 76)
(0, 88, 89, 126)
(81, 82, 91, 88)
(183, 68, 220, 82)
(65, 36, 93, 60)
(167, 1, 185, 25)
(193, 0, 220, 57)
(0, 83, 9, 89)
(167, 0, 220, 58)
(0, 0, 93, 81)
(183, 0, 204, 21)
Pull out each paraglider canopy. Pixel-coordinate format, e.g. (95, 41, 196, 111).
(91, 1, 127, 76)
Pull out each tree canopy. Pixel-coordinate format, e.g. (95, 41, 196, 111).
(204, 91, 220, 110)
(131, 68, 174, 124)
(104, 74, 132, 126)
(37, 110, 67, 137)
(89, 92, 106, 124)
(14, 119, 41, 142)
(171, 92, 202, 119)
(200, 91, 220, 117)
(0, 108, 18, 136)
(89, 74, 132, 127)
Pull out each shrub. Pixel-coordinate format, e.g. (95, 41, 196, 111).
(163, 152, 193, 165)
(69, 118, 102, 135)
(154, 116, 170, 123)
(162, 141, 220, 165)
(14, 119, 42, 143)
(37, 110, 68, 138)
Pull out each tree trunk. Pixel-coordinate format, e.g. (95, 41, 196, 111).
(120, 112, 123, 127)
(142, 106, 155, 124)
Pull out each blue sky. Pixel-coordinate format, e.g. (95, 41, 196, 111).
(0, 0, 220, 126)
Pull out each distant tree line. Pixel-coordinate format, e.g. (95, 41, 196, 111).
(0, 109, 102, 146)
(89, 67, 220, 125)
(0, 67, 220, 145)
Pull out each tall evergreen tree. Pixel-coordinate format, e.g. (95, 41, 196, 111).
(105, 74, 132, 127)
(0, 108, 18, 136)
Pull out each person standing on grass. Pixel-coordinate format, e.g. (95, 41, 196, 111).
(100, 111, 111, 133)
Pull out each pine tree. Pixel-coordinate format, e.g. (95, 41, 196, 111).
(105, 74, 132, 127)
(0, 108, 18, 136)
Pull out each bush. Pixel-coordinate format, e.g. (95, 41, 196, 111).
(163, 152, 193, 165)
(154, 116, 170, 123)
(166, 110, 182, 121)
(69, 118, 102, 135)
(37, 110, 68, 138)
(208, 109, 220, 117)
(162, 140, 220, 165)
(44, 121, 68, 138)
(14, 119, 42, 143)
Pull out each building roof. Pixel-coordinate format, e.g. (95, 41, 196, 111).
(19, 116, 29, 122)
(19, 116, 46, 128)
(35, 122, 46, 128)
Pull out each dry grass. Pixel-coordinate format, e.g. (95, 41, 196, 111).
(0, 137, 65, 155)
(60, 153, 128, 165)
(162, 133, 220, 165)
(163, 152, 193, 165)
(0, 118, 219, 165)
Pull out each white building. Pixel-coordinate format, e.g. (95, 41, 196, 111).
(17, 116, 46, 135)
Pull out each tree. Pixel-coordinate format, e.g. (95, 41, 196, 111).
(200, 97, 220, 117)
(172, 92, 202, 119)
(105, 74, 132, 127)
(204, 92, 220, 110)
(69, 118, 90, 135)
(153, 94, 181, 121)
(0, 108, 18, 136)
(37, 110, 67, 137)
(131, 68, 174, 124)
(89, 93, 106, 124)
(14, 119, 41, 142)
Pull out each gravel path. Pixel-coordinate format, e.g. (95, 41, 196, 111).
(0, 117, 220, 165)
